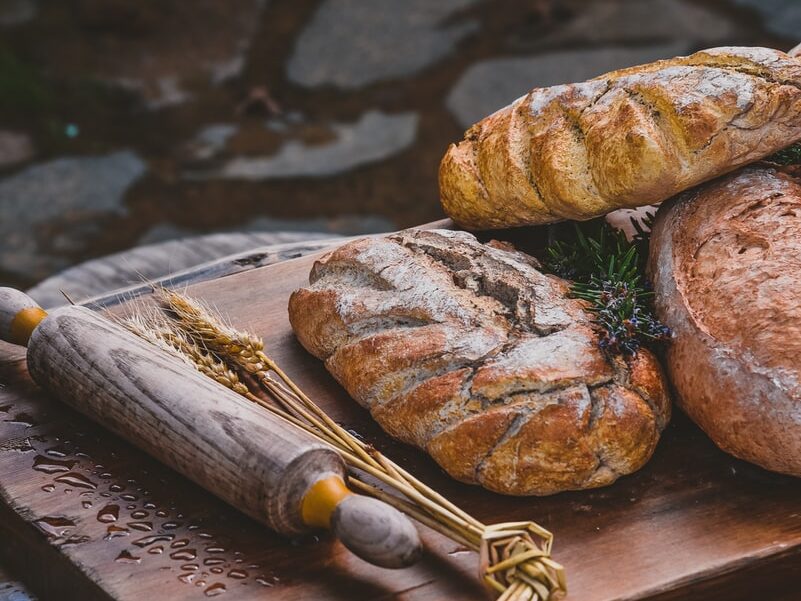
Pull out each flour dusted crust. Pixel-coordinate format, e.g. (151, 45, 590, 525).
(440, 47, 801, 229)
(289, 229, 671, 495)
(649, 165, 801, 476)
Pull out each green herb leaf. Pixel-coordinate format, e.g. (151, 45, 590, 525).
(543, 218, 670, 355)
(767, 142, 801, 166)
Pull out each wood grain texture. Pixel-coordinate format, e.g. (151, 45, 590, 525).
(27, 305, 345, 536)
(0, 231, 800, 600)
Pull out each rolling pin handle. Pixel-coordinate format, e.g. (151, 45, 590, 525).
(332, 494, 423, 569)
(0, 288, 47, 347)
(301, 474, 422, 569)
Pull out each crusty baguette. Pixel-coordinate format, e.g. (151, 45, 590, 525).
(289, 229, 671, 495)
(649, 165, 801, 476)
(440, 47, 801, 229)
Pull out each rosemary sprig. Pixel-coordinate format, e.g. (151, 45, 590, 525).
(544, 218, 670, 355)
(767, 142, 801, 165)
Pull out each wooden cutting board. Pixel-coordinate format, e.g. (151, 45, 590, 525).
(1, 229, 800, 601)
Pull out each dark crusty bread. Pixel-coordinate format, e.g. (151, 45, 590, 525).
(649, 165, 801, 476)
(440, 47, 801, 229)
(289, 229, 671, 495)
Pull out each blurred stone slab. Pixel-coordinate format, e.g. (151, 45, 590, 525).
(446, 42, 689, 128)
(185, 123, 237, 161)
(44, 0, 265, 109)
(0, 581, 34, 601)
(287, 0, 479, 89)
(189, 110, 418, 180)
(545, 0, 735, 46)
(0, 151, 146, 282)
(0, 0, 36, 26)
(732, 0, 801, 40)
(139, 214, 396, 246)
(0, 131, 33, 168)
(26, 231, 344, 309)
(0, 564, 35, 601)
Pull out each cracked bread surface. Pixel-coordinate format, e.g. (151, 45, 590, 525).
(289, 229, 671, 495)
(440, 46, 801, 229)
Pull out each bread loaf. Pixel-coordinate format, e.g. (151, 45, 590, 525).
(289, 229, 671, 495)
(649, 165, 801, 476)
(440, 47, 801, 229)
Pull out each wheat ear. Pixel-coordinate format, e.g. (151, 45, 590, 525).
(120, 310, 253, 399)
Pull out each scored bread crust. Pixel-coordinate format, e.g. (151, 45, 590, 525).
(440, 46, 801, 229)
(649, 165, 801, 476)
(289, 229, 671, 495)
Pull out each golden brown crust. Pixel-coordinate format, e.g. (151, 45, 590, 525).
(428, 407, 520, 485)
(440, 47, 801, 229)
(289, 229, 672, 495)
(371, 367, 474, 448)
(625, 350, 672, 431)
(649, 165, 801, 477)
(471, 388, 600, 495)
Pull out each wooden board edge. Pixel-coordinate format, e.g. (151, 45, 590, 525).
(81, 238, 343, 310)
(0, 448, 111, 601)
(645, 545, 801, 601)
(82, 219, 455, 310)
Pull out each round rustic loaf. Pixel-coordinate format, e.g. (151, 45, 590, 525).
(289, 229, 671, 495)
(649, 165, 801, 476)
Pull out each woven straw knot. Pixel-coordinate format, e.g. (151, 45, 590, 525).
(479, 522, 566, 601)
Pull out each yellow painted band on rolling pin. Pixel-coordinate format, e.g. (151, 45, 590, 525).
(9, 307, 48, 347)
(301, 474, 352, 529)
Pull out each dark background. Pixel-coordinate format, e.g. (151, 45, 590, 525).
(0, 0, 796, 290)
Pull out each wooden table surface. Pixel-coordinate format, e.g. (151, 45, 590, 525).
(1, 230, 800, 600)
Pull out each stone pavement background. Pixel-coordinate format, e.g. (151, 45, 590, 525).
(0, 0, 796, 293)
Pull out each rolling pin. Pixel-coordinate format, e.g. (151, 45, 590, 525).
(0, 288, 421, 568)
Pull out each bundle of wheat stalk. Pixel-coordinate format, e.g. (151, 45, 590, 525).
(119, 288, 566, 601)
